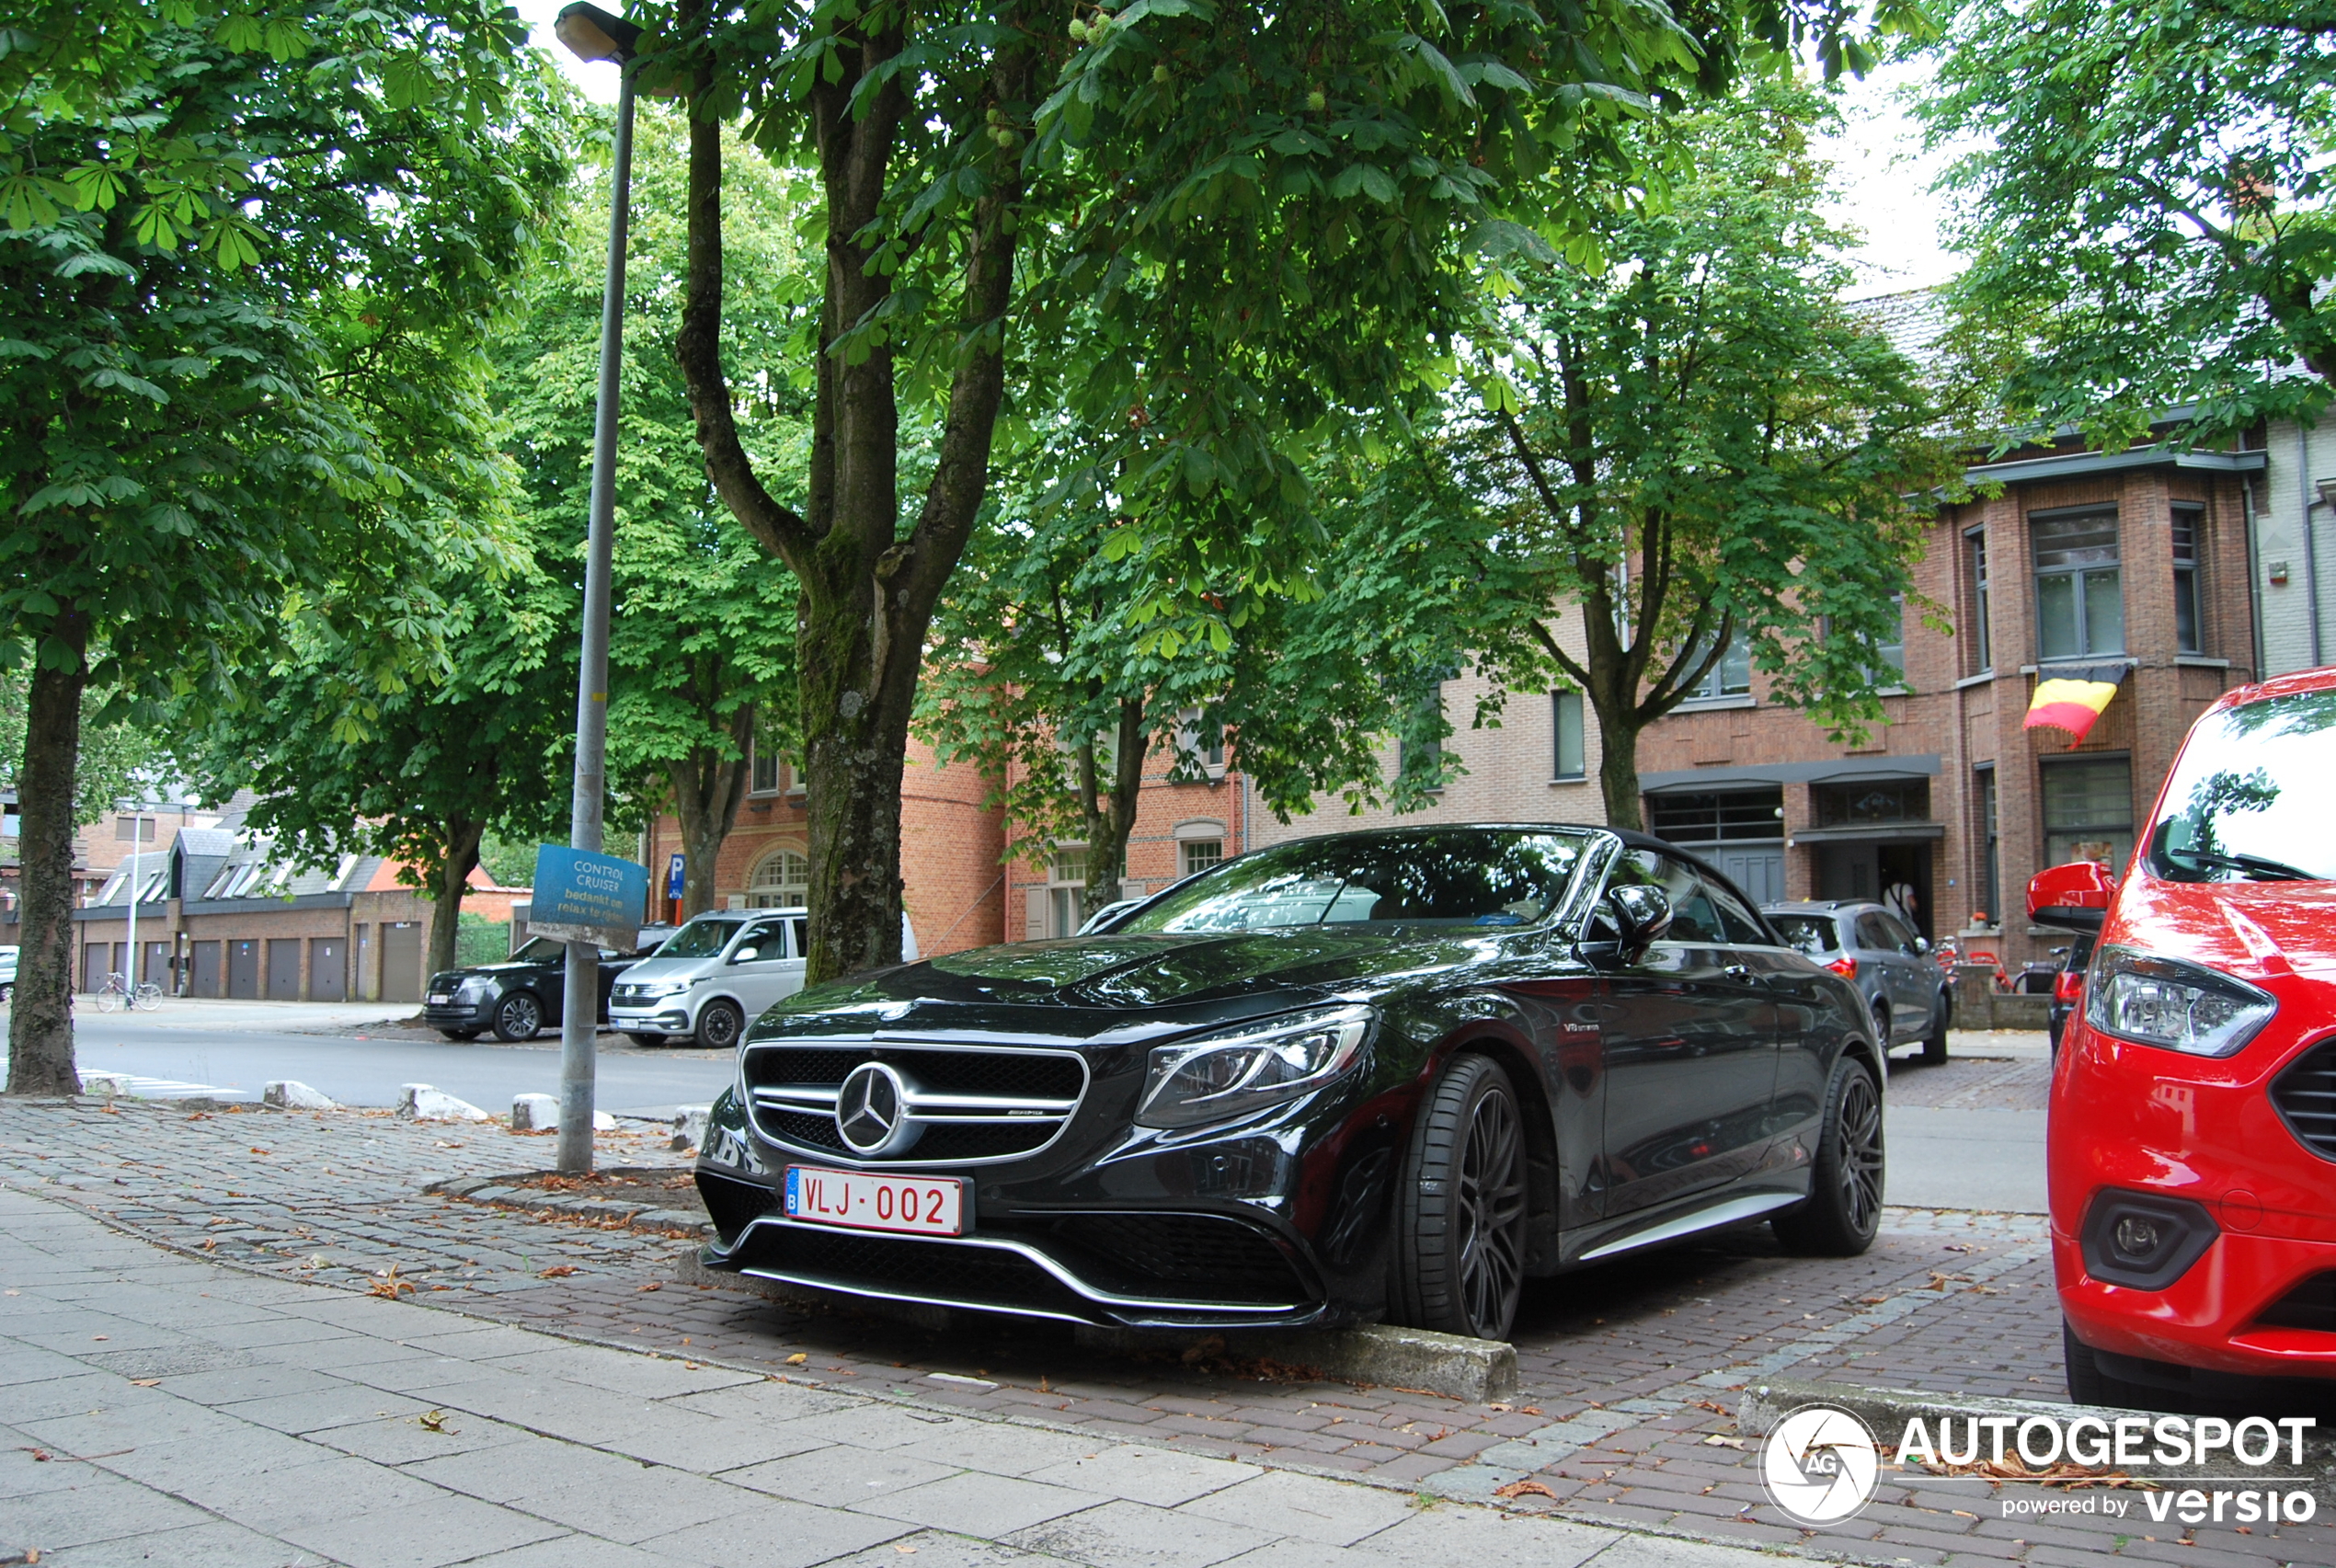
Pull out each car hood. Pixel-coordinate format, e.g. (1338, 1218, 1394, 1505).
(753, 926, 1530, 1040)
(2113, 875, 2336, 981)
(613, 956, 715, 985)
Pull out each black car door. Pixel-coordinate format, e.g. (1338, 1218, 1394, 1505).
(1594, 850, 1780, 1219)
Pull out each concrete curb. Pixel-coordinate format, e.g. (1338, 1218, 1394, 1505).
(429, 1168, 709, 1236)
(676, 1249, 1517, 1402)
(1739, 1378, 2336, 1482)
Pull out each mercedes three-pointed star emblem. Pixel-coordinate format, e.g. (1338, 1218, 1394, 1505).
(835, 1061, 911, 1156)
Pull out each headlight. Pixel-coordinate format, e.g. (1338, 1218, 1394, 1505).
(2085, 946, 2275, 1058)
(633, 979, 692, 1000)
(455, 978, 493, 1001)
(1136, 1004, 1373, 1129)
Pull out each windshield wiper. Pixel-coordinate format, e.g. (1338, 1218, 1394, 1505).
(2163, 845, 2322, 882)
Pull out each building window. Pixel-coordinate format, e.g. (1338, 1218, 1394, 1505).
(1968, 528, 1991, 673)
(1687, 628, 1752, 700)
(1812, 778, 1929, 826)
(1552, 691, 1586, 780)
(747, 849, 809, 909)
(748, 735, 785, 795)
(1644, 788, 1784, 843)
(1177, 709, 1227, 773)
(1181, 839, 1223, 877)
(1976, 767, 2000, 926)
(2041, 757, 2134, 874)
(1876, 595, 1906, 685)
(2033, 509, 2124, 660)
(1048, 849, 1088, 938)
(2172, 504, 2203, 655)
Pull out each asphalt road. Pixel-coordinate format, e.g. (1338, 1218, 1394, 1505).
(7, 1000, 735, 1119)
(8, 1001, 2051, 1208)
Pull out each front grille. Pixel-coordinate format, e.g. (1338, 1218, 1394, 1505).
(1042, 1213, 1307, 1305)
(742, 1040, 1087, 1166)
(2256, 1272, 2336, 1332)
(2271, 1038, 2336, 1160)
(730, 1223, 1094, 1321)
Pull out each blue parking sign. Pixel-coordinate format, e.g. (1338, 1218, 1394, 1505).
(666, 853, 685, 901)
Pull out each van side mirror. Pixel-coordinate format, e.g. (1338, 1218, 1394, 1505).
(729, 946, 759, 965)
(1607, 885, 1673, 959)
(2028, 861, 2114, 933)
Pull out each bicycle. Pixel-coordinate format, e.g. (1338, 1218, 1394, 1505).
(94, 972, 163, 1013)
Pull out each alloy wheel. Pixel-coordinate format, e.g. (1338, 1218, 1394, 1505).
(1454, 1081, 1528, 1338)
(1836, 1068, 1884, 1233)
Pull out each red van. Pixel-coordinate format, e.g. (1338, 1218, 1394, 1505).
(2035, 667, 2336, 1410)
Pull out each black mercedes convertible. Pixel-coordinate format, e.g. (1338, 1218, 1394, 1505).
(693, 824, 1883, 1342)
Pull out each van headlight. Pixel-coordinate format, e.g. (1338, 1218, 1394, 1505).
(634, 978, 692, 1000)
(1136, 1004, 1373, 1129)
(2086, 947, 2276, 1058)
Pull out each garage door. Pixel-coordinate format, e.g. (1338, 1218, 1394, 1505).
(190, 941, 222, 998)
(266, 939, 302, 1001)
(228, 940, 259, 999)
(310, 938, 346, 1002)
(380, 922, 421, 1003)
(1714, 847, 1787, 906)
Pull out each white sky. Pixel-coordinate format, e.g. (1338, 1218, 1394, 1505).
(511, 5, 1959, 300)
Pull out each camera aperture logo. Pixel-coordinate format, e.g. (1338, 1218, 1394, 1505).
(1761, 1403, 1882, 1527)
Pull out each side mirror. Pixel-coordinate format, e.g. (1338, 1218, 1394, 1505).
(2028, 861, 2114, 933)
(729, 946, 760, 965)
(1607, 885, 1674, 958)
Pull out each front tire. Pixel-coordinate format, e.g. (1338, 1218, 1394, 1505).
(491, 992, 543, 1042)
(1773, 1053, 1884, 1257)
(1396, 1053, 1529, 1342)
(694, 1000, 743, 1052)
(625, 1032, 665, 1048)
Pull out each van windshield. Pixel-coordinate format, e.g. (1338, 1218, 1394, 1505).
(2149, 688, 2336, 883)
(655, 917, 743, 959)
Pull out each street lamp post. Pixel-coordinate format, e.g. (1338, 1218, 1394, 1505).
(553, 1, 642, 1175)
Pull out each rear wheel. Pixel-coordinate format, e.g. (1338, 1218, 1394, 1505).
(625, 1032, 665, 1048)
(491, 991, 543, 1042)
(1870, 998, 1892, 1055)
(1921, 990, 1950, 1066)
(1396, 1053, 1529, 1342)
(694, 1000, 743, 1052)
(1773, 1054, 1884, 1256)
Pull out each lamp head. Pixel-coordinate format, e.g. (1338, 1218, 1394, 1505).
(555, 3, 642, 63)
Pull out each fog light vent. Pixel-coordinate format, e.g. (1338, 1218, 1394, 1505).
(2079, 1191, 2217, 1291)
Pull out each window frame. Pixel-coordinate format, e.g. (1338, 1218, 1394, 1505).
(1551, 690, 1586, 781)
(1180, 839, 1223, 877)
(2171, 503, 2204, 656)
(2040, 754, 2136, 875)
(746, 848, 810, 910)
(2031, 507, 2125, 661)
(1683, 627, 1753, 704)
(1966, 526, 1992, 674)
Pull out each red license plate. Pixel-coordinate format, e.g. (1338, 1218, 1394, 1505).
(784, 1164, 966, 1236)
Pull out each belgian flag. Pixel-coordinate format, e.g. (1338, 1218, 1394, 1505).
(2024, 663, 2129, 746)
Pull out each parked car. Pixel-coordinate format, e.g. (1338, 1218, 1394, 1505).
(692, 824, 1882, 1343)
(610, 910, 920, 1051)
(424, 933, 665, 1042)
(1763, 901, 1951, 1066)
(2044, 931, 2095, 1052)
(0, 944, 15, 1003)
(2041, 666, 2336, 1411)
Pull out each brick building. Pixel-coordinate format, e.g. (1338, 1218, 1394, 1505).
(638, 735, 1006, 958)
(0, 795, 522, 1002)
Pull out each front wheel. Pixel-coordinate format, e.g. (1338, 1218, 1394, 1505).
(1773, 1054, 1884, 1257)
(1395, 1053, 1529, 1342)
(439, 1029, 481, 1042)
(694, 1000, 743, 1052)
(625, 1032, 665, 1048)
(491, 991, 543, 1042)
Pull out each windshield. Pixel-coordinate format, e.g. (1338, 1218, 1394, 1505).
(653, 917, 743, 959)
(1120, 829, 1593, 935)
(1769, 915, 1840, 958)
(2149, 688, 2336, 882)
(510, 937, 565, 963)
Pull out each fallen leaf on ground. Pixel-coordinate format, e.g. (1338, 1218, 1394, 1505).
(1701, 1435, 1746, 1448)
(1519, 1406, 1543, 1416)
(29, 1448, 51, 1461)
(784, 1352, 809, 1365)
(418, 1410, 453, 1434)
(129, 1379, 160, 1389)
(637, 1282, 662, 1293)
(370, 1267, 416, 1299)
(892, 1546, 917, 1555)
(1494, 1480, 1559, 1500)
(537, 1265, 578, 1278)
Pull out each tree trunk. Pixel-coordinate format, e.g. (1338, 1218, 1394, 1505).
(1593, 703, 1646, 831)
(670, 706, 752, 917)
(1081, 697, 1147, 911)
(7, 609, 88, 1096)
(675, 20, 1036, 984)
(426, 817, 485, 982)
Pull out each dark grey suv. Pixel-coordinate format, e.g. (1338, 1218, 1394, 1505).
(1764, 901, 1949, 1065)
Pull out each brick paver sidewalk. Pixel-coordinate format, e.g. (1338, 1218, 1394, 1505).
(3, 1090, 2330, 1567)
